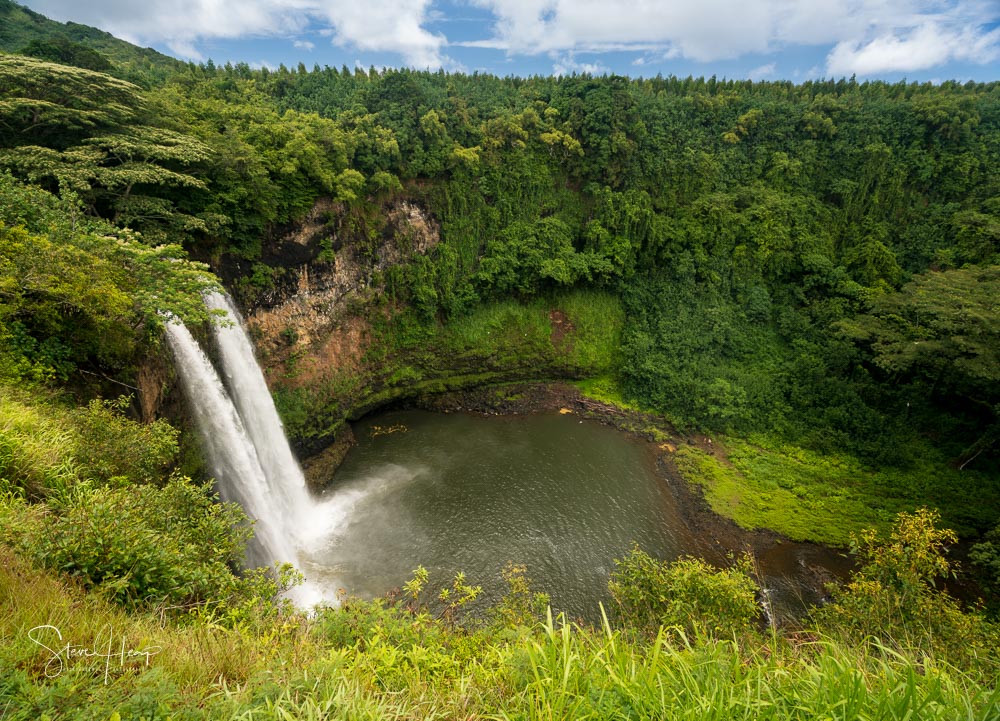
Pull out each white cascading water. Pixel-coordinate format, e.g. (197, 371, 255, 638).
(163, 319, 299, 571)
(165, 292, 353, 607)
(204, 291, 312, 531)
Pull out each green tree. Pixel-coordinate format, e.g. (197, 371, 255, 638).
(839, 266, 1000, 389)
(476, 217, 593, 296)
(0, 56, 213, 242)
(0, 55, 136, 148)
(18, 35, 112, 72)
(838, 265, 1000, 463)
(0, 173, 217, 382)
(815, 509, 997, 676)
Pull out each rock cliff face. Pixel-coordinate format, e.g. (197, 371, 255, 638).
(225, 196, 443, 483)
(136, 353, 171, 424)
(246, 197, 439, 390)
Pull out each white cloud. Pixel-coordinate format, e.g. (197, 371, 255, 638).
(748, 62, 776, 80)
(827, 21, 1000, 76)
(293, 39, 315, 50)
(312, 0, 446, 68)
(18, 0, 1000, 76)
(466, 0, 777, 60)
(21, 0, 446, 67)
(166, 39, 205, 61)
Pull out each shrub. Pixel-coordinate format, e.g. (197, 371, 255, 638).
(2, 476, 260, 611)
(72, 396, 179, 485)
(813, 508, 1000, 679)
(608, 546, 760, 639)
(491, 562, 550, 630)
(0, 387, 179, 499)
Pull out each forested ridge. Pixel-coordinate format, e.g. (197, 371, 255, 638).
(2, 6, 1000, 717)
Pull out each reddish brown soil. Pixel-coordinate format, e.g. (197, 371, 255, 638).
(549, 309, 575, 351)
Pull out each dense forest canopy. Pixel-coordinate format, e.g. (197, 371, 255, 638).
(5, 54, 997, 463)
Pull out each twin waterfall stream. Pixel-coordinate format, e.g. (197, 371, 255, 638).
(164, 292, 327, 606)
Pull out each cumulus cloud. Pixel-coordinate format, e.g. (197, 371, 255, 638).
(293, 39, 315, 50)
(22, 0, 446, 67)
(464, 0, 1000, 71)
(19, 0, 1000, 76)
(827, 21, 1000, 76)
(313, 0, 446, 68)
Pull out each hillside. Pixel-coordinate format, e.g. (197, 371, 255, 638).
(0, 0, 183, 82)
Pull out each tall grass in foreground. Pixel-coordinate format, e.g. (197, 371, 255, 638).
(494, 613, 1000, 721)
(221, 613, 999, 721)
(2, 542, 999, 720)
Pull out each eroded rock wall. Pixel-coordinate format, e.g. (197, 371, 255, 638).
(247, 197, 439, 388)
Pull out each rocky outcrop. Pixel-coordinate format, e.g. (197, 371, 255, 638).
(135, 353, 172, 424)
(246, 197, 440, 388)
(301, 424, 356, 491)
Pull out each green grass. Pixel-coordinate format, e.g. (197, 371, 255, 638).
(497, 614, 999, 721)
(436, 289, 624, 372)
(440, 299, 553, 358)
(555, 289, 624, 373)
(573, 375, 670, 418)
(673, 442, 876, 545)
(384, 289, 624, 374)
(673, 434, 1000, 545)
(0, 388, 80, 499)
(0, 546, 321, 718)
(2, 551, 997, 720)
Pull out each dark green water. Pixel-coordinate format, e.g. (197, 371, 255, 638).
(300, 410, 846, 621)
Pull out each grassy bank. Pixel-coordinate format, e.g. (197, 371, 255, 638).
(2, 543, 998, 720)
(569, 380, 1000, 546)
(671, 435, 1000, 546)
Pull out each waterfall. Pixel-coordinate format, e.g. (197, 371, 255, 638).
(204, 291, 311, 532)
(163, 320, 298, 570)
(758, 586, 776, 629)
(165, 292, 346, 607)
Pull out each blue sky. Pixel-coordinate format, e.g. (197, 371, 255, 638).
(21, 0, 1000, 82)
